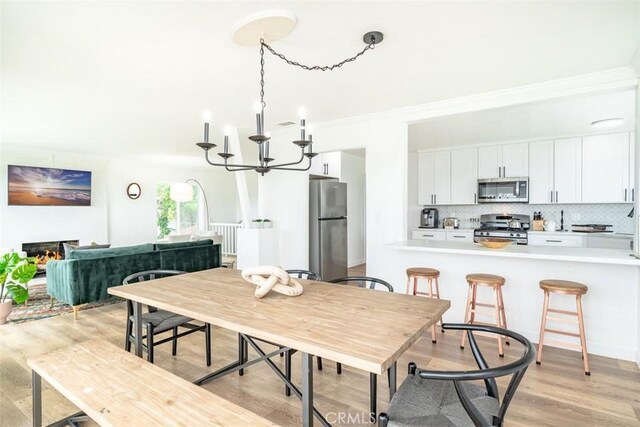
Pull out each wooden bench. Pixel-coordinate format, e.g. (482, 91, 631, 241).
(27, 339, 277, 427)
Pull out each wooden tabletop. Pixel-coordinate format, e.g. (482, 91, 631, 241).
(27, 339, 277, 426)
(109, 268, 450, 375)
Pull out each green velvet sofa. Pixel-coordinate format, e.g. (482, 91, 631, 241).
(46, 239, 221, 315)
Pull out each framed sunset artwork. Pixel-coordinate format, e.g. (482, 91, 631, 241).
(7, 165, 92, 206)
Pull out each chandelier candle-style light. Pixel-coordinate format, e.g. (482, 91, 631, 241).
(195, 13, 383, 175)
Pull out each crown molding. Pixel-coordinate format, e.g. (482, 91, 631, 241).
(312, 67, 639, 130)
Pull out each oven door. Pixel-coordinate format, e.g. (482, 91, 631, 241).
(477, 178, 528, 203)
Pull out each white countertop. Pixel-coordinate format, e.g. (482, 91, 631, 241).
(389, 239, 640, 266)
(528, 230, 633, 239)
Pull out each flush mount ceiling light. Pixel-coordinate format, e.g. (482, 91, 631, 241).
(196, 11, 383, 175)
(591, 118, 624, 129)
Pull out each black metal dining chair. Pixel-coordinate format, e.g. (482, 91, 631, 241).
(123, 270, 212, 366)
(286, 269, 321, 280)
(319, 276, 394, 373)
(379, 324, 536, 427)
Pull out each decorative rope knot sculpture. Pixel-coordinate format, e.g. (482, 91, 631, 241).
(241, 266, 304, 299)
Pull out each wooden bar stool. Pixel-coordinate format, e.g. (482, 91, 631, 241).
(536, 279, 590, 375)
(460, 273, 509, 356)
(406, 267, 443, 343)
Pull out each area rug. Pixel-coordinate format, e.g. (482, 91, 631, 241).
(6, 283, 122, 324)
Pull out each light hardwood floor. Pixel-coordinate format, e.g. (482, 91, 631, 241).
(1, 287, 639, 426)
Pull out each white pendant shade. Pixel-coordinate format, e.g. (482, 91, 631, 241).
(170, 182, 194, 202)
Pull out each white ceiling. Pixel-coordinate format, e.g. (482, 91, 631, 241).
(2, 1, 639, 159)
(408, 89, 637, 151)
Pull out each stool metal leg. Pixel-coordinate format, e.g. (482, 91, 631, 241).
(536, 291, 549, 365)
(576, 295, 590, 375)
(370, 372, 377, 423)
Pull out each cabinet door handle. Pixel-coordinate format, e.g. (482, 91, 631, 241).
(502, 166, 506, 177)
(633, 188, 635, 202)
(546, 239, 563, 243)
(452, 235, 466, 238)
(474, 193, 477, 204)
(434, 194, 437, 205)
(423, 234, 434, 238)
(625, 188, 628, 202)
(550, 190, 553, 203)
(498, 166, 501, 177)
(556, 191, 558, 203)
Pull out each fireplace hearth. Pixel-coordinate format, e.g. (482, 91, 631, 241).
(22, 240, 79, 275)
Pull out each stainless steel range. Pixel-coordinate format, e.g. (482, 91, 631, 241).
(473, 214, 530, 245)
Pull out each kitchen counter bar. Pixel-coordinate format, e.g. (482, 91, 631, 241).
(389, 239, 640, 266)
(385, 239, 640, 366)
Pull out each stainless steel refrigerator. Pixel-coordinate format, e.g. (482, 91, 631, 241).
(309, 180, 348, 281)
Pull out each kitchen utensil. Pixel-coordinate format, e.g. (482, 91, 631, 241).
(477, 238, 513, 249)
(543, 220, 557, 231)
(442, 217, 460, 229)
(507, 218, 522, 229)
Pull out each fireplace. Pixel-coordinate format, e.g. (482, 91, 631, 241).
(22, 240, 79, 275)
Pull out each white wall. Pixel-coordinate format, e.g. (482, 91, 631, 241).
(0, 145, 240, 250)
(340, 152, 366, 267)
(106, 159, 240, 246)
(0, 146, 109, 250)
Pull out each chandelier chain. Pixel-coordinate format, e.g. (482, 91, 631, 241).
(261, 40, 376, 72)
(259, 40, 266, 109)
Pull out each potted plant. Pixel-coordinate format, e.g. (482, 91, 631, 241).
(0, 253, 37, 324)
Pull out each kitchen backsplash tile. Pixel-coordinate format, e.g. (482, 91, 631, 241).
(430, 203, 634, 233)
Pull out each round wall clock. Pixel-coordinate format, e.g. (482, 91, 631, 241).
(126, 183, 141, 199)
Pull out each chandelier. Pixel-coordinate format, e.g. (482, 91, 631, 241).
(195, 29, 383, 175)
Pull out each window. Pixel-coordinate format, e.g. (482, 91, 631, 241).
(156, 183, 204, 239)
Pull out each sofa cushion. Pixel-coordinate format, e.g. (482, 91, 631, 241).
(155, 239, 213, 251)
(66, 243, 154, 260)
(63, 242, 111, 258)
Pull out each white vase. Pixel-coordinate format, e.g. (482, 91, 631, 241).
(0, 301, 13, 325)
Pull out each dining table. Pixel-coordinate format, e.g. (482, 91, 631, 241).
(108, 267, 450, 426)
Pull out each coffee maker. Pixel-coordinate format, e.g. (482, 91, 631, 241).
(420, 208, 438, 228)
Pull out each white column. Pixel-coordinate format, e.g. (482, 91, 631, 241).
(227, 127, 252, 227)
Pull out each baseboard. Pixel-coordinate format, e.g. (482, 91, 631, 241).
(348, 259, 366, 268)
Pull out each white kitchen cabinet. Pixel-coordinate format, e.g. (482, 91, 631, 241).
(309, 152, 341, 178)
(478, 143, 528, 179)
(417, 151, 451, 205)
(450, 148, 478, 204)
(529, 138, 581, 204)
(554, 137, 582, 204)
(445, 230, 473, 241)
(528, 234, 584, 247)
(478, 146, 502, 179)
(582, 133, 630, 203)
(528, 140, 554, 204)
(501, 143, 529, 177)
(412, 230, 446, 241)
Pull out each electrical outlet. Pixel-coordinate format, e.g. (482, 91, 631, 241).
(570, 213, 581, 221)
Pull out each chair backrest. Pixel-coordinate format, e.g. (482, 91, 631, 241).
(122, 269, 186, 285)
(329, 276, 394, 292)
(416, 323, 536, 426)
(123, 270, 186, 313)
(286, 269, 321, 280)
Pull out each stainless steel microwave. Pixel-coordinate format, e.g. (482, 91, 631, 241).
(477, 177, 528, 203)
